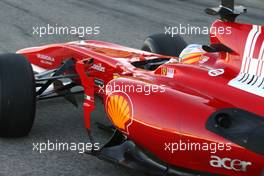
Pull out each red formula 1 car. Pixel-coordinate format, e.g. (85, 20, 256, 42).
(0, 0, 263, 175)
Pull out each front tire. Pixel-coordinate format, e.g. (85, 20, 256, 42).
(0, 53, 36, 137)
(142, 33, 187, 57)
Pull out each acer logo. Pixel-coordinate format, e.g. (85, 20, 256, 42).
(210, 155, 252, 172)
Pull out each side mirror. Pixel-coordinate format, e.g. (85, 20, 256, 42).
(202, 44, 233, 53)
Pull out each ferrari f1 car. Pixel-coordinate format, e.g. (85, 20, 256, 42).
(0, 0, 263, 175)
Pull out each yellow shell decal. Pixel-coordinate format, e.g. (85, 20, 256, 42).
(107, 94, 132, 131)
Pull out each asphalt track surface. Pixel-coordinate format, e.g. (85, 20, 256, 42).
(0, 0, 263, 176)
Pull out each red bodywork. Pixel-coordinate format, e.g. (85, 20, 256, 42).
(17, 20, 264, 176)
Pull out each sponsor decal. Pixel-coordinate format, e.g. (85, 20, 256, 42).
(91, 63, 105, 72)
(167, 68, 175, 78)
(208, 69, 225, 77)
(161, 67, 175, 78)
(37, 53, 55, 65)
(94, 78, 104, 87)
(161, 67, 167, 75)
(210, 155, 252, 172)
(106, 92, 133, 134)
(199, 55, 210, 64)
(228, 25, 264, 97)
(37, 54, 55, 62)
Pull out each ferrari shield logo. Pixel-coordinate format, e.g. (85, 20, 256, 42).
(161, 67, 167, 75)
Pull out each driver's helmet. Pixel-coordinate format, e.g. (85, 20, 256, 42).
(179, 44, 206, 64)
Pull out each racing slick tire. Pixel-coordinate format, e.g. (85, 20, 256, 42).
(0, 53, 36, 137)
(142, 33, 187, 57)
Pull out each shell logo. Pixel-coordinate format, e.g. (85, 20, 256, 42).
(106, 92, 133, 133)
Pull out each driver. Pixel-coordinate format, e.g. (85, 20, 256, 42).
(178, 44, 206, 64)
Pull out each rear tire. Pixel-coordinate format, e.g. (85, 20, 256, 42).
(142, 33, 187, 57)
(0, 53, 36, 137)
